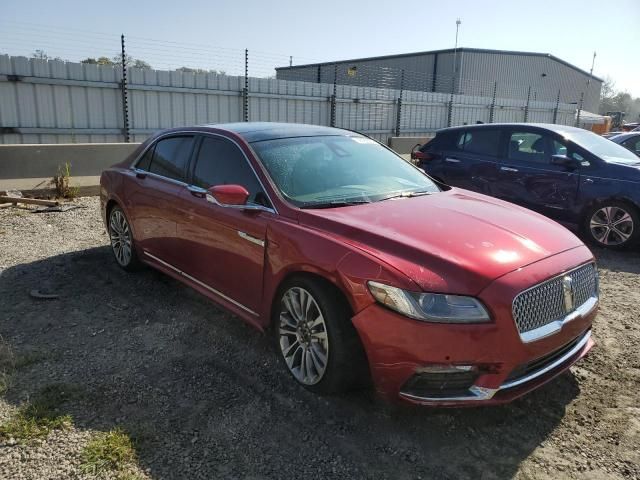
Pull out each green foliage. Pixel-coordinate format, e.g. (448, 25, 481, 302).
(51, 161, 78, 199)
(0, 384, 79, 442)
(81, 428, 140, 476)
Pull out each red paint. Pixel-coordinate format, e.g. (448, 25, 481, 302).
(209, 184, 250, 205)
(100, 124, 597, 406)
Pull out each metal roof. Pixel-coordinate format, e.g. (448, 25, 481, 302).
(276, 48, 603, 83)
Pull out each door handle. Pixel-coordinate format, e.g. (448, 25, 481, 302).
(134, 169, 147, 179)
(445, 157, 461, 163)
(238, 231, 265, 247)
(187, 185, 207, 198)
(500, 166, 519, 172)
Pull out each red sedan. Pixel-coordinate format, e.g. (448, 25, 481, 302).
(100, 123, 597, 406)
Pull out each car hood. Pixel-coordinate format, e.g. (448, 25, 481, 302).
(298, 189, 585, 295)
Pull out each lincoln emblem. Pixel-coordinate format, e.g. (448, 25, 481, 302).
(562, 276, 575, 312)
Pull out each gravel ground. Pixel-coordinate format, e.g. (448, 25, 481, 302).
(0, 197, 638, 480)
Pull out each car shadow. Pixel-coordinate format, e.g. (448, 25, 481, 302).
(0, 246, 581, 479)
(592, 246, 640, 275)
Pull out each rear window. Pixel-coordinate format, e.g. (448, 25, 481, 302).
(455, 130, 501, 157)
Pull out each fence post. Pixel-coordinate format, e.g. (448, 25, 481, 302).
(243, 49, 249, 122)
(120, 34, 130, 143)
(552, 89, 560, 124)
(523, 86, 531, 122)
(395, 69, 404, 137)
(489, 81, 497, 123)
(575, 91, 584, 127)
(447, 93, 454, 127)
(330, 64, 337, 127)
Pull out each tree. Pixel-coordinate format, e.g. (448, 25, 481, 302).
(31, 50, 63, 61)
(599, 76, 640, 122)
(81, 55, 151, 69)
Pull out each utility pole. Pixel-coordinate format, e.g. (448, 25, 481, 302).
(452, 18, 462, 94)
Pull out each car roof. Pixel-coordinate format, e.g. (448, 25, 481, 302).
(435, 123, 587, 136)
(199, 122, 360, 143)
(610, 132, 640, 141)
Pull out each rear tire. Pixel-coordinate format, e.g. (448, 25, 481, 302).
(108, 206, 142, 271)
(273, 276, 369, 395)
(583, 201, 640, 250)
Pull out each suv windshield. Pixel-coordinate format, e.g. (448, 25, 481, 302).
(251, 135, 441, 208)
(564, 129, 640, 164)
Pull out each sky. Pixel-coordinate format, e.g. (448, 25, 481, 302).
(2, 0, 639, 96)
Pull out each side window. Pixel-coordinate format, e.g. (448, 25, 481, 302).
(148, 136, 193, 182)
(136, 144, 154, 171)
(623, 137, 640, 155)
(508, 132, 547, 164)
(553, 139, 587, 163)
(193, 137, 268, 206)
(454, 130, 501, 157)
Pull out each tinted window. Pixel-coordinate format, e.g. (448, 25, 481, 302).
(623, 136, 640, 155)
(454, 129, 501, 156)
(149, 136, 193, 182)
(193, 136, 267, 206)
(508, 132, 547, 163)
(136, 144, 154, 171)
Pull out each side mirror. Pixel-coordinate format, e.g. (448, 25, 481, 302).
(410, 143, 423, 160)
(551, 154, 579, 169)
(207, 184, 250, 206)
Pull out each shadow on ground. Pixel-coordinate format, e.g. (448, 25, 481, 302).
(0, 246, 581, 479)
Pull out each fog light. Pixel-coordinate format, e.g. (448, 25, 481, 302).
(401, 365, 479, 399)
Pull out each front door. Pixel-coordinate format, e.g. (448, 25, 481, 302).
(494, 129, 580, 222)
(176, 134, 275, 316)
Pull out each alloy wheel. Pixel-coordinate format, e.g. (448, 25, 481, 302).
(589, 206, 634, 246)
(109, 209, 133, 266)
(278, 287, 329, 385)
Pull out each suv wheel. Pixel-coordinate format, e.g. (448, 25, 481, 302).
(108, 206, 141, 270)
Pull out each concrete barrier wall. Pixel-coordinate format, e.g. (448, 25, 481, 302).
(388, 136, 434, 154)
(0, 143, 139, 194)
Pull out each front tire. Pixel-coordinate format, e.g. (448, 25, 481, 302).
(108, 206, 141, 271)
(583, 201, 639, 249)
(274, 277, 368, 394)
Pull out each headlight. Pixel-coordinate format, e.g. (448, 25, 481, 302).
(367, 281, 490, 323)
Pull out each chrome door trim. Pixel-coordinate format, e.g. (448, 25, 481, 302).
(500, 166, 519, 172)
(444, 157, 461, 163)
(131, 130, 279, 215)
(143, 251, 258, 316)
(238, 231, 265, 247)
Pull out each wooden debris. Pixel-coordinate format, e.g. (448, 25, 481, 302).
(0, 195, 59, 207)
(0, 203, 12, 209)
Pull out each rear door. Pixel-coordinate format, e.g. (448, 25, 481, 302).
(176, 134, 275, 315)
(495, 129, 580, 222)
(438, 128, 503, 194)
(128, 135, 195, 266)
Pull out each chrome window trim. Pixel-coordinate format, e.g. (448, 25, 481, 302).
(512, 262, 599, 343)
(143, 251, 258, 316)
(131, 130, 278, 215)
(133, 168, 189, 188)
(399, 330, 591, 404)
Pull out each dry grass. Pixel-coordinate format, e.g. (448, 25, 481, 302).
(50, 162, 78, 199)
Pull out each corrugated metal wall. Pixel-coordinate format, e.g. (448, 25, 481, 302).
(0, 55, 576, 145)
(278, 50, 602, 113)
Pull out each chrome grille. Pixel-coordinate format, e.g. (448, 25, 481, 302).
(512, 263, 598, 335)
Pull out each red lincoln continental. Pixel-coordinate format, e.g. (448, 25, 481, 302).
(100, 122, 597, 406)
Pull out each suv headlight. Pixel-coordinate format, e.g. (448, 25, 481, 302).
(367, 281, 490, 323)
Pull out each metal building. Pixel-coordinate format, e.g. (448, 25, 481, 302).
(276, 48, 602, 113)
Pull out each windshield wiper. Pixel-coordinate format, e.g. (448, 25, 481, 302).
(301, 199, 372, 209)
(378, 190, 434, 202)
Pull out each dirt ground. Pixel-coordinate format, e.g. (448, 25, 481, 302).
(0, 197, 638, 480)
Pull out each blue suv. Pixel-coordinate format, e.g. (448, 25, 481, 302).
(414, 123, 640, 249)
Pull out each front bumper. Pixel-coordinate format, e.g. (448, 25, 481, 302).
(351, 246, 597, 406)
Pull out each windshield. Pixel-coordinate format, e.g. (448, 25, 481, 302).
(251, 135, 441, 207)
(564, 129, 640, 164)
